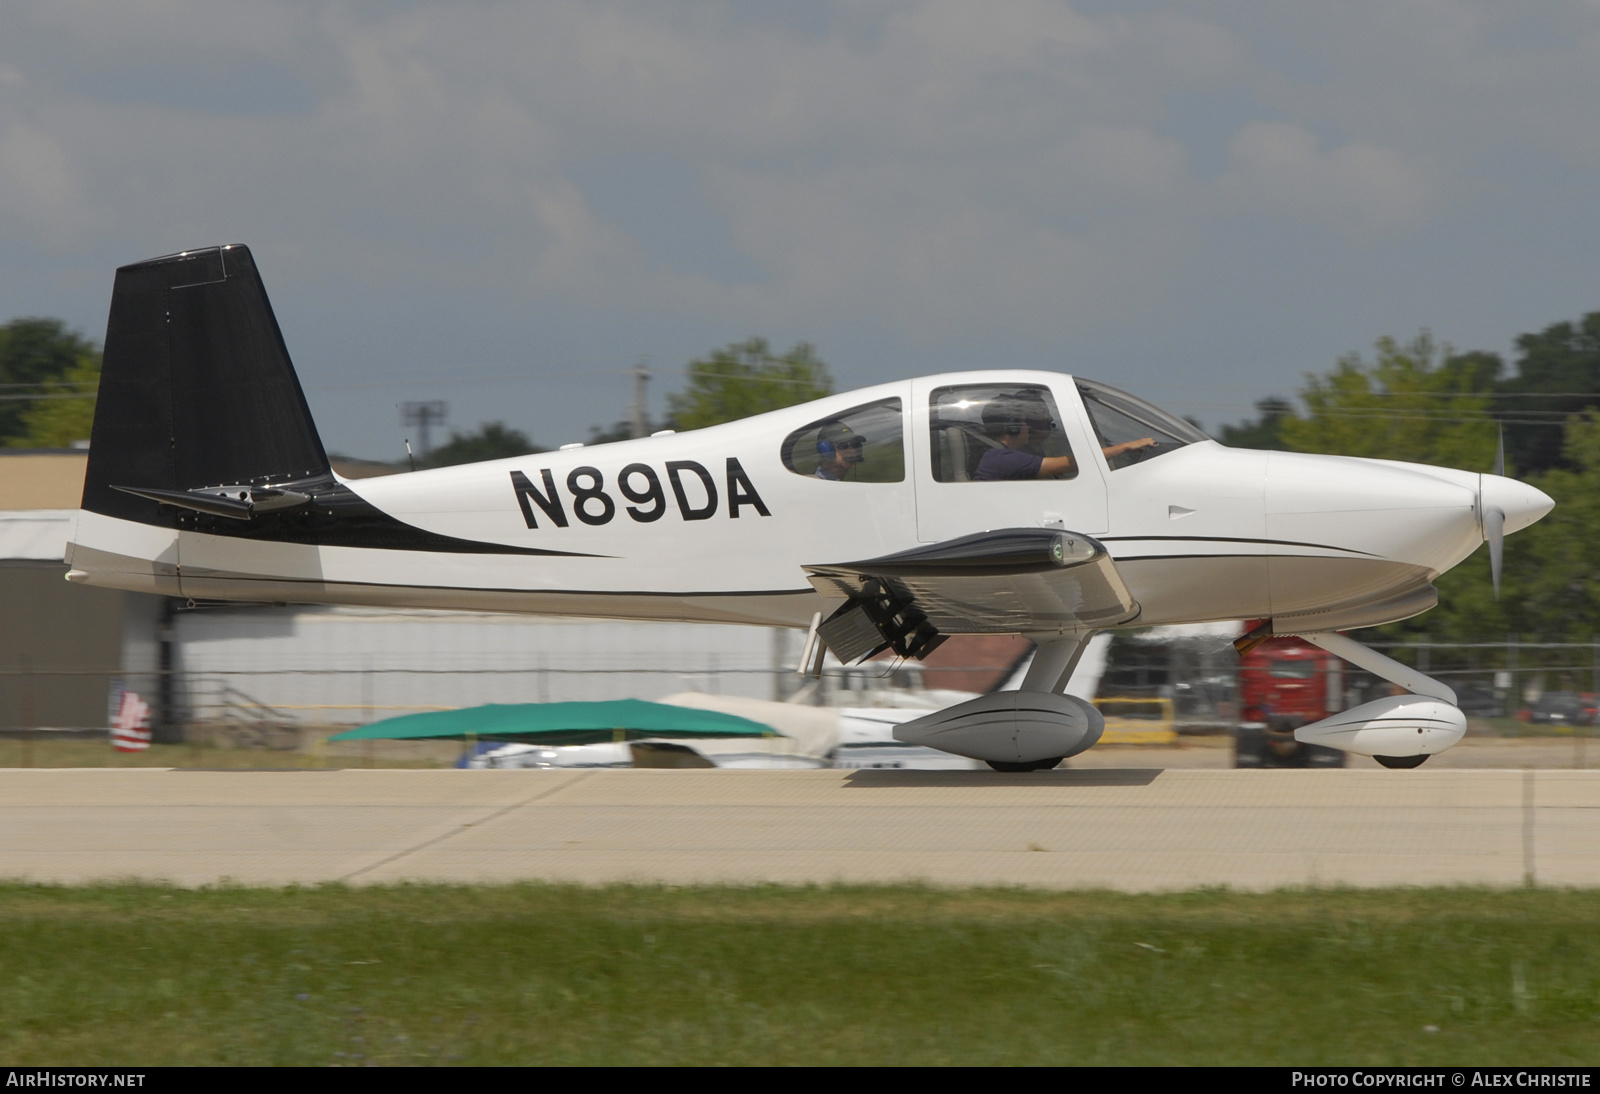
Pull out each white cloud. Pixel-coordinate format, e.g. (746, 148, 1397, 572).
(0, 121, 92, 243)
(60, 0, 1207, 338)
(14, 0, 305, 54)
(1221, 122, 1433, 237)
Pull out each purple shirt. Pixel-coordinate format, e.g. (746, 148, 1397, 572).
(976, 447, 1043, 481)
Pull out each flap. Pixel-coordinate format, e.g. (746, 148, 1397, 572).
(803, 528, 1140, 641)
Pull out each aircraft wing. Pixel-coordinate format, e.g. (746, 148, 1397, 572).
(802, 528, 1140, 664)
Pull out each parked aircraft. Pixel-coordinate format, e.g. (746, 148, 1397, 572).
(65, 246, 1554, 770)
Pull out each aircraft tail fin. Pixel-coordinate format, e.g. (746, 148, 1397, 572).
(82, 245, 330, 522)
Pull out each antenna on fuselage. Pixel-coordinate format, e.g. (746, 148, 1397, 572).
(630, 356, 651, 439)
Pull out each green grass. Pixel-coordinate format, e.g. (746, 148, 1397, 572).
(2, 885, 1598, 1066)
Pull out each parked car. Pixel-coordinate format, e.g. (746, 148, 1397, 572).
(1526, 691, 1596, 726)
(1455, 683, 1507, 719)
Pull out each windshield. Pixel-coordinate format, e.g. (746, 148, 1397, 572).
(1075, 378, 1209, 470)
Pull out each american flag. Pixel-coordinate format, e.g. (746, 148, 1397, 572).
(110, 688, 152, 752)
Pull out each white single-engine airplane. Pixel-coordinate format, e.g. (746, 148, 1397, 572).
(66, 246, 1554, 770)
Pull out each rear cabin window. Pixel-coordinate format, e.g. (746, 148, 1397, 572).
(781, 398, 905, 483)
(928, 384, 1076, 483)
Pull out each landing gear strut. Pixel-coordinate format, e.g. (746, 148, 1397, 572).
(981, 633, 1091, 772)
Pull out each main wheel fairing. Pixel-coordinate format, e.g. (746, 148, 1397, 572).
(894, 691, 1103, 764)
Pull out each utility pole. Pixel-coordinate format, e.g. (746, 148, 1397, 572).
(400, 401, 448, 460)
(629, 357, 650, 439)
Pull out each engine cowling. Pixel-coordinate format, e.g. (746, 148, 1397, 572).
(1293, 693, 1466, 758)
(893, 691, 1104, 764)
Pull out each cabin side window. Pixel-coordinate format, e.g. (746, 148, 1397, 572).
(928, 384, 1077, 483)
(781, 398, 905, 482)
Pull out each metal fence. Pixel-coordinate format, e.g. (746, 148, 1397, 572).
(0, 659, 979, 738)
(1090, 637, 1600, 725)
(4, 640, 1598, 741)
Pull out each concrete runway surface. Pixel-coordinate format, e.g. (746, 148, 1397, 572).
(1, 765, 1596, 891)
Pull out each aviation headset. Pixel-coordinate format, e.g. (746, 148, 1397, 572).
(818, 425, 865, 463)
(983, 394, 1052, 437)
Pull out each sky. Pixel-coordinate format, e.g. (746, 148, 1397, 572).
(3, 1, 1599, 459)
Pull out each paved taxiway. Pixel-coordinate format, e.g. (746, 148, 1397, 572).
(1, 766, 1596, 890)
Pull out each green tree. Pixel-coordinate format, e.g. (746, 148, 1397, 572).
(1219, 396, 1293, 450)
(1279, 333, 1500, 470)
(1501, 411, 1600, 641)
(0, 319, 101, 445)
(1498, 311, 1600, 476)
(666, 339, 833, 431)
(9, 354, 100, 448)
(423, 422, 543, 468)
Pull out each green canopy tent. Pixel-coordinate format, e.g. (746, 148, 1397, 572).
(327, 698, 779, 747)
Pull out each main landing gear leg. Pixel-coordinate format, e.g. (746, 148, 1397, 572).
(984, 632, 1093, 772)
(1020, 632, 1091, 695)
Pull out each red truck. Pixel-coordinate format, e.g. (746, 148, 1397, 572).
(1234, 634, 1347, 768)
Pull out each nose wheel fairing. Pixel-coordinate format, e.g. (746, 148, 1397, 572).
(1287, 631, 1466, 763)
(1293, 694, 1467, 759)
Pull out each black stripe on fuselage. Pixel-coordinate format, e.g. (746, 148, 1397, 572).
(1111, 553, 1323, 563)
(108, 472, 605, 558)
(1098, 535, 1379, 558)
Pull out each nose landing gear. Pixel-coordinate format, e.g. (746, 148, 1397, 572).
(1291, 632, 1464, 768)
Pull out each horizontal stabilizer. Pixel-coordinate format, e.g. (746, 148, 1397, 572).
(110, 483, 312, 521)
(111, 484, 253, 520)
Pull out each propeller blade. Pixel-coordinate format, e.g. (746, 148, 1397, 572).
(1485, 505, 1504, 598)
(1493, 424, 1505, 478)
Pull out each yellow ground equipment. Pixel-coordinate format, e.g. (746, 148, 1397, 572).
(1093, 697, 1178, 745)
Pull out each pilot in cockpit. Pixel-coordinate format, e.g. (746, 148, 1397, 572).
(977, 394, 1156, 481)
(814, 422, 867, 481)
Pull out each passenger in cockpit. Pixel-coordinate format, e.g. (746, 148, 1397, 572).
(976, 395, 1154, 480)
(814, 422, 867, 481)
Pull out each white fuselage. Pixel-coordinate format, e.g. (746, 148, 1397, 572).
(67, 371, 1546, 635)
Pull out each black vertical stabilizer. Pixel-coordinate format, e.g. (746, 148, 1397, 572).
(82, 245, 330, 522)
